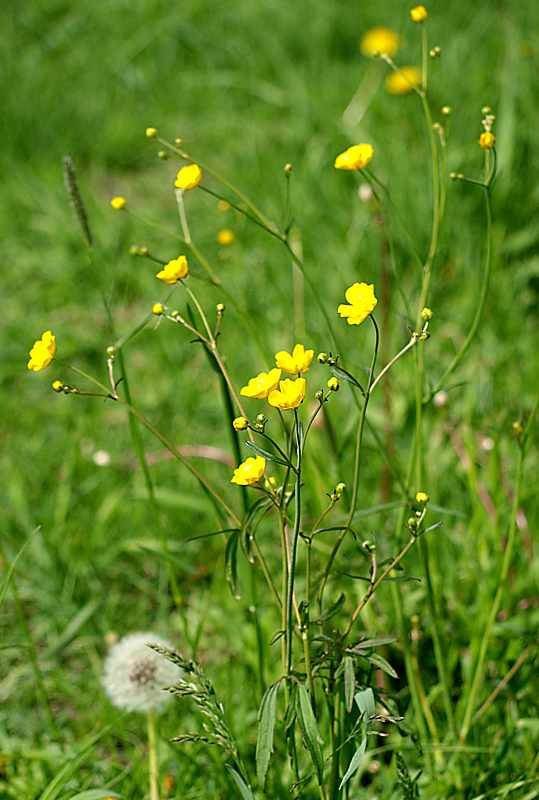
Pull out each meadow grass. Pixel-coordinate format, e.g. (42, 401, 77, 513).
(1, 1, 538, 798)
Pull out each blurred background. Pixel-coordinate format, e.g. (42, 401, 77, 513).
(1, 0, 538, 796)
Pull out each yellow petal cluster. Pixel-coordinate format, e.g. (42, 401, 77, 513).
(410, 5, 428, 23)
(334, 144, 374, 171)
(240, 368, 281, 400)
(479, 132, 496, 150)
(385, 67, 422, 95)
(274, 344, 314, 375)
(338, 283, 378, 326)
(360, 27, 400, 58)
(268, 378, 306, 410)
(28, 330, 56, 372)
(110, 196, 126, 210)
(217, 228, 235, 246)
(231, 455, 266, 486)
(233, 416, 248, 431)
(175, 163, 202, 190)
(415, 491, 430, 503)
(156, 256, 189, 285)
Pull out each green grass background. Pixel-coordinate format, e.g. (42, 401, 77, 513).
(1, 0, 538, 797)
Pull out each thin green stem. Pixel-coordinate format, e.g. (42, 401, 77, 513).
(147, 710, 159, 800)
(318, 316, 379, 606)
(426, 188, 493, 402)
(459, 393, 538, 742)
(286, 410, 302, 676)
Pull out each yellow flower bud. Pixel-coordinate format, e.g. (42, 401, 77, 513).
(27, 330, 56, 372)
(479, 131, 496, 150)
(334, 143, 374, 171)
(156, 256, 189, 285)
(152, 303, 165, 316)
(360, 27, 400, 58)
(385, 66, 422, 95)
(217, 228, 235, 246)
(231, 455, 266, 486)
(421, 307, 433, 321)
(410, 5, 428, 23)
(110, 196, 126, 210)
(441, 105, 452, 116)
(216, 303, 225, 313)
(317, 352, 329, 364)
(415, 491, 429, 504)
(233, 416, 248, 431)
(145, 127, 158, 138)
(175, 163, 202, 190)
(52, 379, 64, 392)
(327, 377, 340, 392)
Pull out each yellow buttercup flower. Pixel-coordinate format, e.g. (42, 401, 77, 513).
(27, 330, 56, 372)
(233, 416, 248, 431)
(338, 283, 378, 326)
(231, 455, 266, 486)
(410, 5, 428, 23)
(152, 303, 165, 315)
(240, 368, 281, 400)
(479, 131, 496, 150)
(145, 127, 158, 138)
(268, 378, 306, 410)
(110, 196, 127, 210)
(415, 491, 430, 504)
(360, 27, 400, 58)
(175, 163, 202, 190)
(385, 66, 422, 95)
(51, 379, 64, 392)
(334, 144, 374, 171)
(217, 228, 235, 246)
(156, 256, 189, 285)
(274, 344, 314, 375)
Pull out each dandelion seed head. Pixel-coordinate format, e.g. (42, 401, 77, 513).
(103, 632, 181, 712)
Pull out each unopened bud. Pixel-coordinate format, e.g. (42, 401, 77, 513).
(216, 303, 225, 314)
(317, 352, 328, 364)
(106, 346, 117, 358)
(51, 379, 64, 393)
(152, 303, 165, 316)
(284, 163, 293, 174)
(327, 377, 340, 392)
(421, 307, 433, 322)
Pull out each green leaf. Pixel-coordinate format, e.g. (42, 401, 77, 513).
(297, 684, 324, 785)
(226, 767, 255, 800)
(365, 652, 398, 679)
(245, 440, 291, 467)
(317, 592, 345, 622)
(354, 688, 375, 720)
(330, 364, 365, 394)
(351, 636, 397, 651)
(67, 792, 121, 800)
(343, 656, 356, 713)
(338, 732, 367, 790)
(225, 530, 240, 598)
(40, 726, 111, 800)
(256, 680, 282, 787)
(0, 526, 40, 610)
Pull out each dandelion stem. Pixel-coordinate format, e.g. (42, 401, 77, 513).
(147, 710, 159, 800)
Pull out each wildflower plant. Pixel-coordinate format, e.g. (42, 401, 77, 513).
(26, 5, 539, 799)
